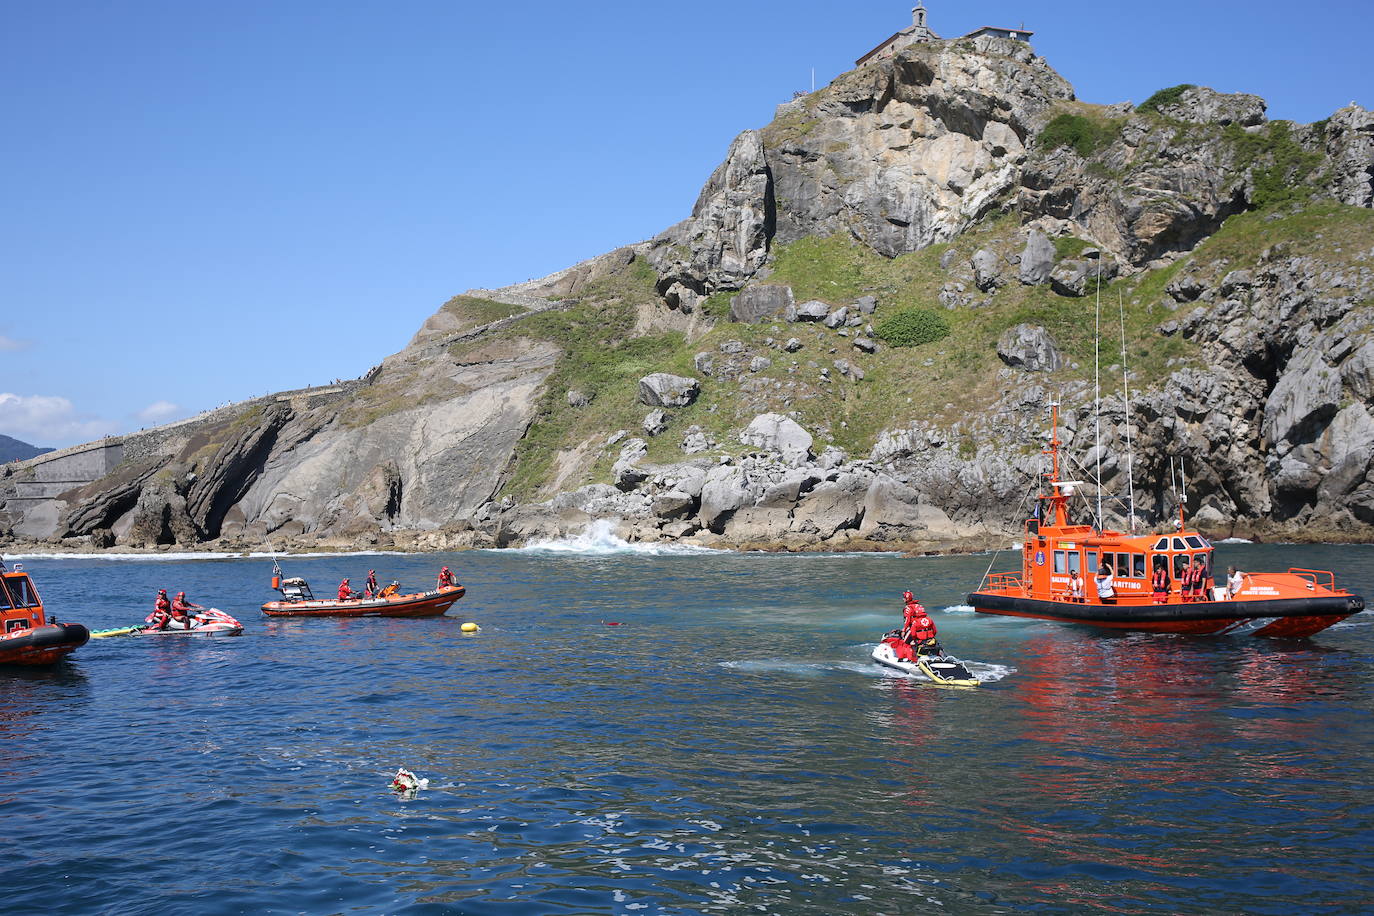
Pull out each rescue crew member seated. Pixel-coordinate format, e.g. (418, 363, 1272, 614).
(338, 578, 356, 601)
(148, 589, 173, 630)
(171, 591, 203, 629)
(437, 566, 457, 589)
(901, 591, 942, 657)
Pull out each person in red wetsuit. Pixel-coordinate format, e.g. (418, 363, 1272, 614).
(338, 578, 356, 601)
(147, 589, 173, 630)
(437, 566, 457, 589)
(171, 591, 203, 629)
(902, 592, 942, 657)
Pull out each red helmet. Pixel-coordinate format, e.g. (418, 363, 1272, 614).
(442, 566, 450, 573)
(176, 592, 185, 599)
(903, 591, 914, 602)
(342, 578, 350, 583)
(369, 570, 376, 575)
(158, 589, 167, 596)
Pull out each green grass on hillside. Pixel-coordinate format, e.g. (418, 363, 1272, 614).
(473, 199, 1369, 498)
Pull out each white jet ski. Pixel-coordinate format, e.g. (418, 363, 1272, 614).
(872, 639, 980, 688)
(93, 609, 244, 638)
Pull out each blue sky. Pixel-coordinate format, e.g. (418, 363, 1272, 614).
(2, 0, 1369, 448)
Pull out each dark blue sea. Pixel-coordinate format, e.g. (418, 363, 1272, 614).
(3, 536, 1373, 915)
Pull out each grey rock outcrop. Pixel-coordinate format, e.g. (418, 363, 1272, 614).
(739, 414, 814, 466)
(730, 284, 794, 323)
(998, 325, 1066, 372)
(1018, 230, 1056, 284)
(1152, 86, 1267, 127)
(638, 374, 701, 408)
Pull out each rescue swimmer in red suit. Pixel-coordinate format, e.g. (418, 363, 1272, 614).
(147, 589, 173, 630)
(170, 591, 203, 629)
(437, 566, 457, 589)
(901, 591, 943, 657)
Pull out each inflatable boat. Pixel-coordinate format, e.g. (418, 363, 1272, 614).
(0, 563, 90, 665)
(262, 574, 464, 618)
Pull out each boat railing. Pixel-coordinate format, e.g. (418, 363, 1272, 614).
(1288, 568, 1338, 593)
(986, 573, 1023, 593)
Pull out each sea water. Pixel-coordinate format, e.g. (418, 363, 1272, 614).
(2, 539, 1373, 914)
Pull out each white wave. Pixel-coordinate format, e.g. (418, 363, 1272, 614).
(1218, 538, 1254, 545)
(942, 604, 976, 614)
(515, 520, 720, 556)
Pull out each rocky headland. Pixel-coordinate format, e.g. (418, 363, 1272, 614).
(4, 36, 1373, 555)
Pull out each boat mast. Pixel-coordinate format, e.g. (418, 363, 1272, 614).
(1118, 289, 1137, 531)
(1044, 401, 1070, 527)
(1093, 256, 1104, 532)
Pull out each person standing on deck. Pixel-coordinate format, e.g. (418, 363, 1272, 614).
(1095, 564, 1116, 604)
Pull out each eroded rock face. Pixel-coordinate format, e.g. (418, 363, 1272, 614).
(648, 130, 775, 300)
(739, 414, 814, 466)
(998, 325, 1065, 372)
(730, 285, 794, 323)
(1152, 86, 1267, 127)
(1324, 105, 1374, 208)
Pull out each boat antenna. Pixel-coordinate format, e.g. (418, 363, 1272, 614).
(1118, 288, 1137, 532)
(1180, 459, 1189, 531)
(1092, 250, 1104, 532)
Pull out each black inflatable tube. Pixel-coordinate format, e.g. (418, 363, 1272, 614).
(2, 623, 91, 653)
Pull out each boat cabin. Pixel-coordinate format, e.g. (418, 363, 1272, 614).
(1, 566, 47, 633)
(1019, 522, 1216, 604)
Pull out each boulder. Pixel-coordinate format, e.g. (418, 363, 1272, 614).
(652, 490, 696, 520)
(681, 426, 713, 454)
(824, 307, 850, 329)
(1018, 230, 1056, 285)
(971, 248, 1003, 291)
(612, 439, 649, 491)
(783, 338, 804, 352)
(638, 373, 701, 408)
(1050, 258, 1119, 297)
(853, 337, 877, 353)
(566, 390, 592, 408)
(643, 409, 669, 437)
(858, 475, 961, 540)
(854, 295, 878, 315)
(739, 414, 814, 466)
(749, 356, 772, 372)
(998, 324, 1066, 372)
(1166, 275, 1207, 303)
(729, 285, 794, 323)
(699, 465, 749, 531)
(790, 300, 831, 322)
(694, 352, 715, 376)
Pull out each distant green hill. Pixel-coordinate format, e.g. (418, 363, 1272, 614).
(0, 435, 53, 463)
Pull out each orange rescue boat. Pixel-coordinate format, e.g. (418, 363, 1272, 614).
(968, 408, 1365, 638)
(0, 561, 90, 664)
(261, 572, 464, 619)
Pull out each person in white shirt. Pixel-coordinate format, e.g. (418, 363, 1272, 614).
(1095, 564, 1116, 603)
(1225, 566, 1245, 600)
(1067, 570, 1085, 602)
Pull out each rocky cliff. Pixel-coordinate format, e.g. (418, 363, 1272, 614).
(3, 37, 1373, 553)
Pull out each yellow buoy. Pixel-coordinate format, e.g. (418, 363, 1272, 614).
(460, 622, 479, 634)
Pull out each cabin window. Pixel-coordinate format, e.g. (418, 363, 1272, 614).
(1185, 536, 1204, 549)
(0, 582, 12, 610)
(1087, 553, 1099, 574)
(1171, 537, 1187, 551)
(1053, 550, 1066, 573)
(1132, 554, 1146, 578)
(1154, 538, 1169, 550)
(1174, 554, 1189, 579)
(1067, 552, 1081, 574)
(8, 576, 39, 608)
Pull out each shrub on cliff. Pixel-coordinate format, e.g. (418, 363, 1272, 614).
(1038, 113, 1117, 158)
(875, 309, 950, 348)
(1139, 84, 1197, 114)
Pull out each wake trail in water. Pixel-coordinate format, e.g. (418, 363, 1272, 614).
(511, 520, 721, 557)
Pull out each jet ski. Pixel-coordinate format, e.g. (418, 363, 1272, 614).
(93, 608, 244, 638)
(872, 634, 980, 688)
